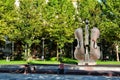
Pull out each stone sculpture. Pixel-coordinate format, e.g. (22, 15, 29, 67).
(74, 25, 100, 65)
(74, 28, 85, 61)
(90, 27, 100, 61)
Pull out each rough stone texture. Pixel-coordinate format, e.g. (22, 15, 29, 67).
(0, 64, 120, 76)
(74, 27, 101, 65)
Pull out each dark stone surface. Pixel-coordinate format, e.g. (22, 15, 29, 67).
(0, 64, 120, 76)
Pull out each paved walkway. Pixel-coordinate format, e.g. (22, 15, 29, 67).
(0, 64, 120, 76)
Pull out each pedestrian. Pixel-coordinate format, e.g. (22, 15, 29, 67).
(23, 65, 31, 74)
(31, 66, 36, 73)
(58, 62, 64, 74)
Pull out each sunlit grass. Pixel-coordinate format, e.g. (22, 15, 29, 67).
(0, 60, 60, 65)
(97, 60, 120, 65)
(28, 60, 60, 64)
(0, 59, 120, 65)
(0, 60, 27, 65)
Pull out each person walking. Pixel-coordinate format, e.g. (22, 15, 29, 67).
(58, 62, 64, 74)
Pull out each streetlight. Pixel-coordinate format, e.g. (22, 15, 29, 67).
(4, 36, 11, 62)
(71, 42, 74, 59)
(42, 37, 45, 60)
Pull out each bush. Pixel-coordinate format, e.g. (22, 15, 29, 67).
(50, 57, 57, 61)
(62, 57, 78, 64)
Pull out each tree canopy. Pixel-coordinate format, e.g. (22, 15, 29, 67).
(0, 0, 119, 60)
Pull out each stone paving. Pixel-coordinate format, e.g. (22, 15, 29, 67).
(0, 64, 120, 76)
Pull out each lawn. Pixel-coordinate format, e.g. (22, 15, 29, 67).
(28, 60, 60, 64)
(0, 60, 60, 65)
(97, 61, 120, 65)
(0, 59, 120, 65)
(0, 60, 27, 65)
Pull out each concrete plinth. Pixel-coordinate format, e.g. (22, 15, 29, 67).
(78, 61, 96, 65)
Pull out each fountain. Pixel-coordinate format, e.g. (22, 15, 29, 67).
(74, 20, 100, 65)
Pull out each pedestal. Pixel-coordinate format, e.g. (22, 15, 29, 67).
(78, 60, 96, 65)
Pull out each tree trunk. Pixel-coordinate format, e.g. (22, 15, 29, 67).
(116, 45, 119, 62)
(56, 43, 59, 61)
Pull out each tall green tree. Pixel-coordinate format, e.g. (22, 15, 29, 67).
(41, 0, 76, 59)
(77, 0, 120, 61)
(15, 0, 48, 58)
(0, 0, 17, 41)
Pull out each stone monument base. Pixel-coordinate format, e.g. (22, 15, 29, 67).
(78, 60, 96, 65)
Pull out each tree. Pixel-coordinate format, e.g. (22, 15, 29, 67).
(16, 0, 47, 59)
(0, 0, 19, 60)
(0, 0, 17, 41)
(76, 0, 120, 61)
(99, 0, 120, 61)
(41, 0, 77, 60)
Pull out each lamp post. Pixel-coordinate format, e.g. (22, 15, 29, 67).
(42, 38, 45, 60)
(71, 42, 73, 59)
(4, 36, 11, 62)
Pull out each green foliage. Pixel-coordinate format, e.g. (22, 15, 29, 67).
(78, 0, 120, 49)
(17, 0, 44, 45)
(0, 0, 120, 61)
(0, 0, 119, 43)
(0, 0, 17, 40)
(50, 57, 77, 64)
(98, 0, 120, 42)
(61, 57, 78, 64)
(43, 0, 76, 49)
(50, 57, 57, 61)
(99, 21, 119, 42)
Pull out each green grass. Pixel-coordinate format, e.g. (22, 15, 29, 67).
(0, 59, 60, 65)
(28, 60, 60, 64)
(0, 60, 27, 65)
(0, 59, 120, 65)
(97, 61, 120, 65)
